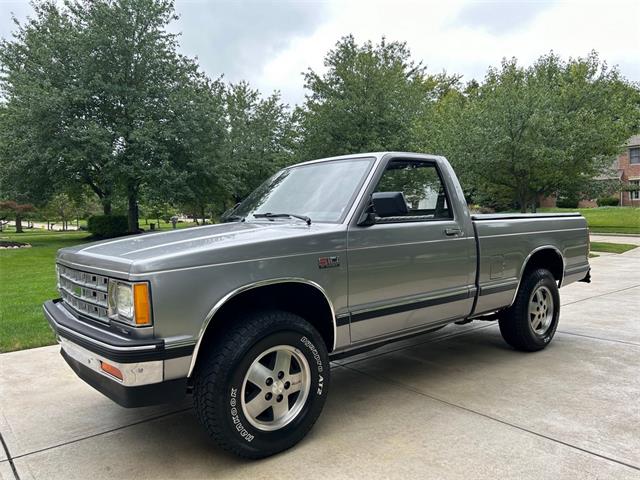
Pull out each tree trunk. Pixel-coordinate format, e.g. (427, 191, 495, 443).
(201, 206, 206, 225)
(102, 200, 112, 216)
(519, 194, 527, 213)
(15, 214, 23, 233)
(127, 188, 139, 233)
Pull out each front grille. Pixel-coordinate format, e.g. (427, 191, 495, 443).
(57, 264, 110, 323)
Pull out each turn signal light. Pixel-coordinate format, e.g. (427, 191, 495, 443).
(133, 283, 151, 326)
(100, 361, 123, 381)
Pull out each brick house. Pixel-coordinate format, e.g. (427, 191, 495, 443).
(618, 134, 640, 206)
(539, 134, 640, 207)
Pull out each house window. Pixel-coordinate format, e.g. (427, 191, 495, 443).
(630, 147, 640, 164)
(631, 180, 640, 201)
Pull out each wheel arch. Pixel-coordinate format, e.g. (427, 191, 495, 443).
(187, 278, 336, 377)
(510, 245, 565, 306)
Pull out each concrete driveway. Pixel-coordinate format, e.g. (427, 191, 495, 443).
(1, 248, 639, 479)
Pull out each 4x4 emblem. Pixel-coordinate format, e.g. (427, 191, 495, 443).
(318, 256, 340, 269)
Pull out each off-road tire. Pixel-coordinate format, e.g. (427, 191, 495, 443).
(193, 310, 330, 459)
(498, 268, 560, 351)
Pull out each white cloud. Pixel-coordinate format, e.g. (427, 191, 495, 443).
(257, 0, 640, 104)
(1, 0, 638, 106)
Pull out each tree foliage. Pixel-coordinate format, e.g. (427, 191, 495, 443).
(297, 35, 457, 159)
(0, 0, 227, 231)
(445, 53, 640, 211)
(2, 10, 639, 225)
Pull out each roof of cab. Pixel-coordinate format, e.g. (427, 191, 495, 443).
(290, 152, 443, 168)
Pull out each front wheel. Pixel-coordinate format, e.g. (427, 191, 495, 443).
(193, 310, 330, 458)
(498, 268, 560, 351)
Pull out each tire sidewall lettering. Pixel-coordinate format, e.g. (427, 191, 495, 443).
(300, 335, 325, 395)
(229, 387, 254, 442)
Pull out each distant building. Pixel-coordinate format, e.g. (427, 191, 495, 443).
(618, 134, 640, 206)
(539, 134, 640, 208)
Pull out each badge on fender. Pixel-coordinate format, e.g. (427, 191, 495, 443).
(318, 256, 340, 269)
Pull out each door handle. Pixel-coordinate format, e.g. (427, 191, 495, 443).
(444, 228, 461, 236)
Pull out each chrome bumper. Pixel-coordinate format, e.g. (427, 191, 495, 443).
(59, 337, 163, 387)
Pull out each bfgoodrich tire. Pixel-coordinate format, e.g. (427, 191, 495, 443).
(193, 310, 330, 459)
(498, 268, 560, 352)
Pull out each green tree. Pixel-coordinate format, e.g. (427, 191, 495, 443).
(0, 3, 114, 215)
(297, 35, 456, 159)
(224, 82, 294, 203)
(42, 193, 75, 230)
(166, 77, 228, 223)
(0, 200, 34, 233)
(0, 0, 221, 232)
(460, 53, 640, 212)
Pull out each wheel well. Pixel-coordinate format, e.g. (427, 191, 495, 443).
(191, 282, 335, 375)
(522, 248, 564, 284)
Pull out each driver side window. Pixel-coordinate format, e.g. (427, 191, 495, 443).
(374, 160, 452, 220)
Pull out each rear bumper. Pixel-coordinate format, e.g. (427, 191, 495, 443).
(44, 299, 191, 408)
(563, 264, 591, 286)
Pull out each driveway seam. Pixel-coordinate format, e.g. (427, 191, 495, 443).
(9, 407, 192, 462)
(556, 330, 640, 347)
(0, 431, 19, 480)
(341, 363, 640, 473)
(562, 284, 640, 307)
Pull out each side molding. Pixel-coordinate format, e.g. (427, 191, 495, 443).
(186, 278, 337, 377)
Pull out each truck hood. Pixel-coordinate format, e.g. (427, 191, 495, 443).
(57, 221, 344, 276)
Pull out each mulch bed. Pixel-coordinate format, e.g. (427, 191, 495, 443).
(0, 240, 32, 249)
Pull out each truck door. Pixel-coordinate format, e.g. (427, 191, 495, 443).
(347, 157, 476, 343)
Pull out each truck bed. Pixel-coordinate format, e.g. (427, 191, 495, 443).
(471, 212, 590, 316)
(471, 212, 582, 221)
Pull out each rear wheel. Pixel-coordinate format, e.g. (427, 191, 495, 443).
(499, 268, 560, 351)
(193, 310, 330, 458)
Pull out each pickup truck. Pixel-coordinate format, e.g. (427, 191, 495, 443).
(44, 152, 591, 458)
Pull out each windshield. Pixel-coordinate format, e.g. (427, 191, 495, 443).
(233, 157, 375, 223)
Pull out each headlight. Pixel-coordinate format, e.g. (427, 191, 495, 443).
(116, 283, 134, 318)
(108, 280, 152, 326)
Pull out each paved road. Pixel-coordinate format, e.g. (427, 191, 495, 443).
(1, 249, 639, 479)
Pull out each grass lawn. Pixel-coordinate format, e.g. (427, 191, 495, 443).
(589, 241, 638, 254)
(538, 207, 640, 234)
(0, 230, 91, 352)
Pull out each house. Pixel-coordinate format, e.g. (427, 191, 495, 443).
(539, 134, 640, 208)
(618, 134, 640, 206)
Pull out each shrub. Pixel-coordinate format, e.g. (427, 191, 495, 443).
(87, 215, 128, 238)
(597, 196, 620, 207)
(557, 197, 579, 209)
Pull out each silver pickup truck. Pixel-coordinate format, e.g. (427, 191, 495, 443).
(44, 152, 591, 458)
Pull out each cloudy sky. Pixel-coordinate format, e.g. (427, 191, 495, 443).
(1, 0, 638, 105)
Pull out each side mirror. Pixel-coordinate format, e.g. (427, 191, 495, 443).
(371, 191, 408, 217)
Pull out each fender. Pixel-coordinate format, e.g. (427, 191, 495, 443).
(186, 277, 337, 377)
(509, 245, 565, 306)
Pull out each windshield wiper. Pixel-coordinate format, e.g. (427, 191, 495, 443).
(222, 215, 245, 223)
(253, 212, 312, 226)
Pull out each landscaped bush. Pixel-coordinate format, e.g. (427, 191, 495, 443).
(87, 215, 128, 238)
(556, 197, 579, 209)
(597, 196, 620, 207)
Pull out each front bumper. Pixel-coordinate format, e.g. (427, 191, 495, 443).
(44, 299, 191, 408)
